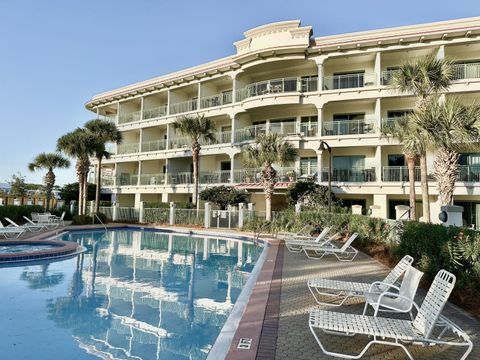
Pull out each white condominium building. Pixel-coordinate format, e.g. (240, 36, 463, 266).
(86, 17, 480, 228)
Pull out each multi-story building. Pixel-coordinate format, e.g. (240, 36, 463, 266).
(85, 17, 480, 227)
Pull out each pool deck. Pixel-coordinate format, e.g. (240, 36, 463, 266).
(5, 224, 479, 359)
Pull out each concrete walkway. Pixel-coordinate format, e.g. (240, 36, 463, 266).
(276, 247, 479, 359)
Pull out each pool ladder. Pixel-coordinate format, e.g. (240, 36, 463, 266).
(92, 213, 108, 232)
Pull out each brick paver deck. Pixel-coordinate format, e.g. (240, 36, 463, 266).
(276, 247, 480, 359)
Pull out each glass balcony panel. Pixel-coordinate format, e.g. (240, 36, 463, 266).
(115, 174, 138, 186)
(116, 143, 140, 155)
(322, 118, 376, 136)
(199, 170, 231, 184)
(382, 166, 421, 182)
(141, 139, 166, 152)
(169, 137, 191, 149)
(322, 167, 376, 182)
(452, 63, 480, 80)
(300, 123, 318, 137)
(381, 70, 401, 86)
(167, 172, 193, 185)
(457, 165, 480, 182)
(118, 110, 142, 124)
(200, 91, 233, 109)
(323, 73, 376, 90)
(139, 173, 165, 185)
(143, 105, 167, 120)
(234, 124, 267, 142)
(169, 99, 198, 115)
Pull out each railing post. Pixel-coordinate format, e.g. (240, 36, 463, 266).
(139, 201, 145, 223)
(112, 202, 119, 222)
(238, 202, 245, 228)
(204, 202, 211, 228)
(169, 202, 175, 225)
(247, 203, 254, 218)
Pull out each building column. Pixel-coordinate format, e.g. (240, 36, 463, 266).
(436, 45, 445, 60)
(316, 151, 323, 183)
(230, 115, 236, 144)
(134, 193, 141, 209)
(317, 107, 323, 137)
(164, 159, 169, 185)
(372, 194, 388, 219)
(315, 56, 326, 91)
(230, 154, 235, 184)
(374, 98, 381, 132)
(137, 160, 142, 186)
(140, 96, 144, 120)
(166, 123, 171, 150)
(374, 52, 381, 86)
(196, 83, 201, 110)
(374, 145, 382, 182)
(139, 128, 143, 153)
(166, 89, 171, 116)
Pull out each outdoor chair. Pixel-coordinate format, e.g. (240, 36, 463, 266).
(308, 270, 472, 359)
(285, 227, 336, 253)
(0, 221, 26, 238)
(363, 265, 423, 320)
(4, 217, 45, 232)
(307, 255, 414, 306)
(277, 224, 314, 240)
(302, 232, 359, 261)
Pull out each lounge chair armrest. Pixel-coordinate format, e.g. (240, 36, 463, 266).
(372, 292, 415, 316)
(368, 281, 400, 293)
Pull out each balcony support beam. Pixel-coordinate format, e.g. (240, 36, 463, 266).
(374, 52, 381, 86)
(374, 98, 382, 133)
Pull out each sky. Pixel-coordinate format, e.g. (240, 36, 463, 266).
(1, 0, 479, 186)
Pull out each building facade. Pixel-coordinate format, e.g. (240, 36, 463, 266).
(86, 17, 480, 227)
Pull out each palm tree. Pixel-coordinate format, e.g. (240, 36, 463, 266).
(392, 54, 453, 222)
(174, 115, 216, 209)
(28, 152, 70, 210)
(84, 119, 122, 213)
(241, 134, 298, 221)
(382, 119, 423, 220)
(57, 128, 96, 215)
(410, 97, 480, 205)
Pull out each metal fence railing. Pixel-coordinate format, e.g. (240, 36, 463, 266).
(174, 209, 205, 226)
(116, 207, 140, 222)
(143, 208, 169, 224)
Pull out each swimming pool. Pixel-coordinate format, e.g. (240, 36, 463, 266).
(0, 228, 264, 359)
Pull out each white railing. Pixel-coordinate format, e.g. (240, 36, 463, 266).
(233, 167, 297, 183)
(200, 91, 233, 109)
(234, 124, 267, 142)
(139, 173, 165, 185)
(116, 174, 138, 186)
(381, 69, 401, 85)
(97, 115, 117, 123)
(269, 122, 297, 136)
(116, 143, 140, 155)
(143, 105, 167, 120)
(169, 99, 198, 115)
(382, 166, 421, 182)
(118, 110, 142, 124)
(101, 175, 114, 186)
(321, 167, 376, 182)
(300, 77, 318, 92)
(299, 123, 318, 137)
(167, 172, 192, 185)
(457, 165, 480, 182)
(236, 77, 302, 101)
(141, 139, 166, 152)
(199, 170, 231, 184)
(169, 136, 191, 149)
(323, 73, 376, 90)
(452, 63, 480, 80)
(382, 117, 404, 129)
(322, 118, 376, 136)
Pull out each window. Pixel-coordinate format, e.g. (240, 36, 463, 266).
(388, 154, 405, 166)
(382, 66, 400, 85)
(330, 113, 366, 135)
(333, 70, 365, 89)
(333, 156, 365, 169)
(387, 110, 413, 118)
(300, 157, 318, 175)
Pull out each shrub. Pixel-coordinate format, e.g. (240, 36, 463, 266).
(286, 181, 338, 207)
(200, 186, 249, 209)
(72, 215, 93, 225)
(92, 212, 108, 224)
(0, 205, 44, 224)
(50, 206, 73, 220)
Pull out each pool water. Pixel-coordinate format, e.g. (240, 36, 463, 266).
(0, 244, 58, 254)
(0, 228, 262, 359)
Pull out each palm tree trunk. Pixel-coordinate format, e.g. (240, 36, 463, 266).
(261, 162, 276, 222)
(95, 159, 102, 213)
(406, 154, 417, 221)
(83, 171, 89, 215)
(76, 160, 83, 216)
(434, 148, 460, 206)
(419, 152, 430, 222)
(44, 169, 55, 212)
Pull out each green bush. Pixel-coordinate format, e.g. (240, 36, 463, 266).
(72, 215, 93, 225)
(93, 212, 108, 224)
(143, 202, 170, 209)
(0, 205, 44, 224)
(50, 206, 73, 220)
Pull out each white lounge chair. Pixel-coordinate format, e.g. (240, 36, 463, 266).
(0, 221, 26, 238)
(309, 270, 472, 360)
(307, 255, 414, 306)
(49, 211, 66, 227)
(285, 227, 333, 253)
(23, 216, 50, 230)
(363, 265, 423, 320)
(302, 233, 359, 261)
(278, 224, 314, 240)
(4, 217, 45, 232)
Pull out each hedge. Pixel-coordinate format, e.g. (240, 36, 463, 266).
(0, 205, 44, 224)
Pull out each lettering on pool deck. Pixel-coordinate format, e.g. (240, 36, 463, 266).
(237, 338, 253, 350)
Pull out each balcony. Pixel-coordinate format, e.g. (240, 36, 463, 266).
(233, 122, 302, 143)
(199, 170, 231, 184)
(457, 165, 480, 182)
(118, 111, 141, 125)
(381, 70, 400, 86)
(322, 118, 376, 136)
(116, 174, 138, 186)
(141, 139, 166, 152)
(234, 124, 267, 142)
(139, 173, 165, 185)
(143, 105, 167, 120)
(382, 117, 403, 129)
(117, 143, 140, 155)
(236, 76, 317, 101)
(200, 91, 232, 109)
(323, 73, 376, 90)
(169, 136, 190, 149)
(169, 99, 198, 115)
(322, 167, 376, 182)
(269, 122, 296, 136)
(233, 167, 297, 183)
(167, 172, 192, 185)
(452, 63, 480, 81)
(382, 166, 421, 182)
(100, 175, 114, 186)
(300, 123, 318, 137)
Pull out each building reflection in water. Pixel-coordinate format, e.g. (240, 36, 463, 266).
(47, 229, 262, 360)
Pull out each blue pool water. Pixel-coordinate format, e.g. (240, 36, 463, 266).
(0, 228, 263, 359)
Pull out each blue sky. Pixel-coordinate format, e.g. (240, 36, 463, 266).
(1, 0, 479, 186)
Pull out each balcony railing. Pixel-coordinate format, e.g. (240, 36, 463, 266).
(118, 110, 142, 124)
(143, 105, 168, 120)
(300, 123, 318, 137)
(100, 175, 114, 186)
(233, 167, 297, 183)
(169, 99, 198, 115)
(139, 173, 165, 185)
(269, 122, 296, 136)
(321, 167, 376, 182)
(200, 91, 233, 109)
(452, 63, 480, 80)
(382, 117, 404, 129)
(382, 166, 421, 182)
(322, 118, 376, 136)
(381, 70, 401, 86)
(236, 77, 311, 101)
(141, 139, 166, 152)
(234, 124, 267, 142)
(323, 73, 376, 90)
(117, 143, 140, 155)
(457, 165, 480, 182)
(167, 172, 193, 185)
(116, 174, 138, 186)
(169, 136, 191, 149)
(301, 77, 318, 92)
(199, 170, 231, 184)
(97, 115, 117, 123)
